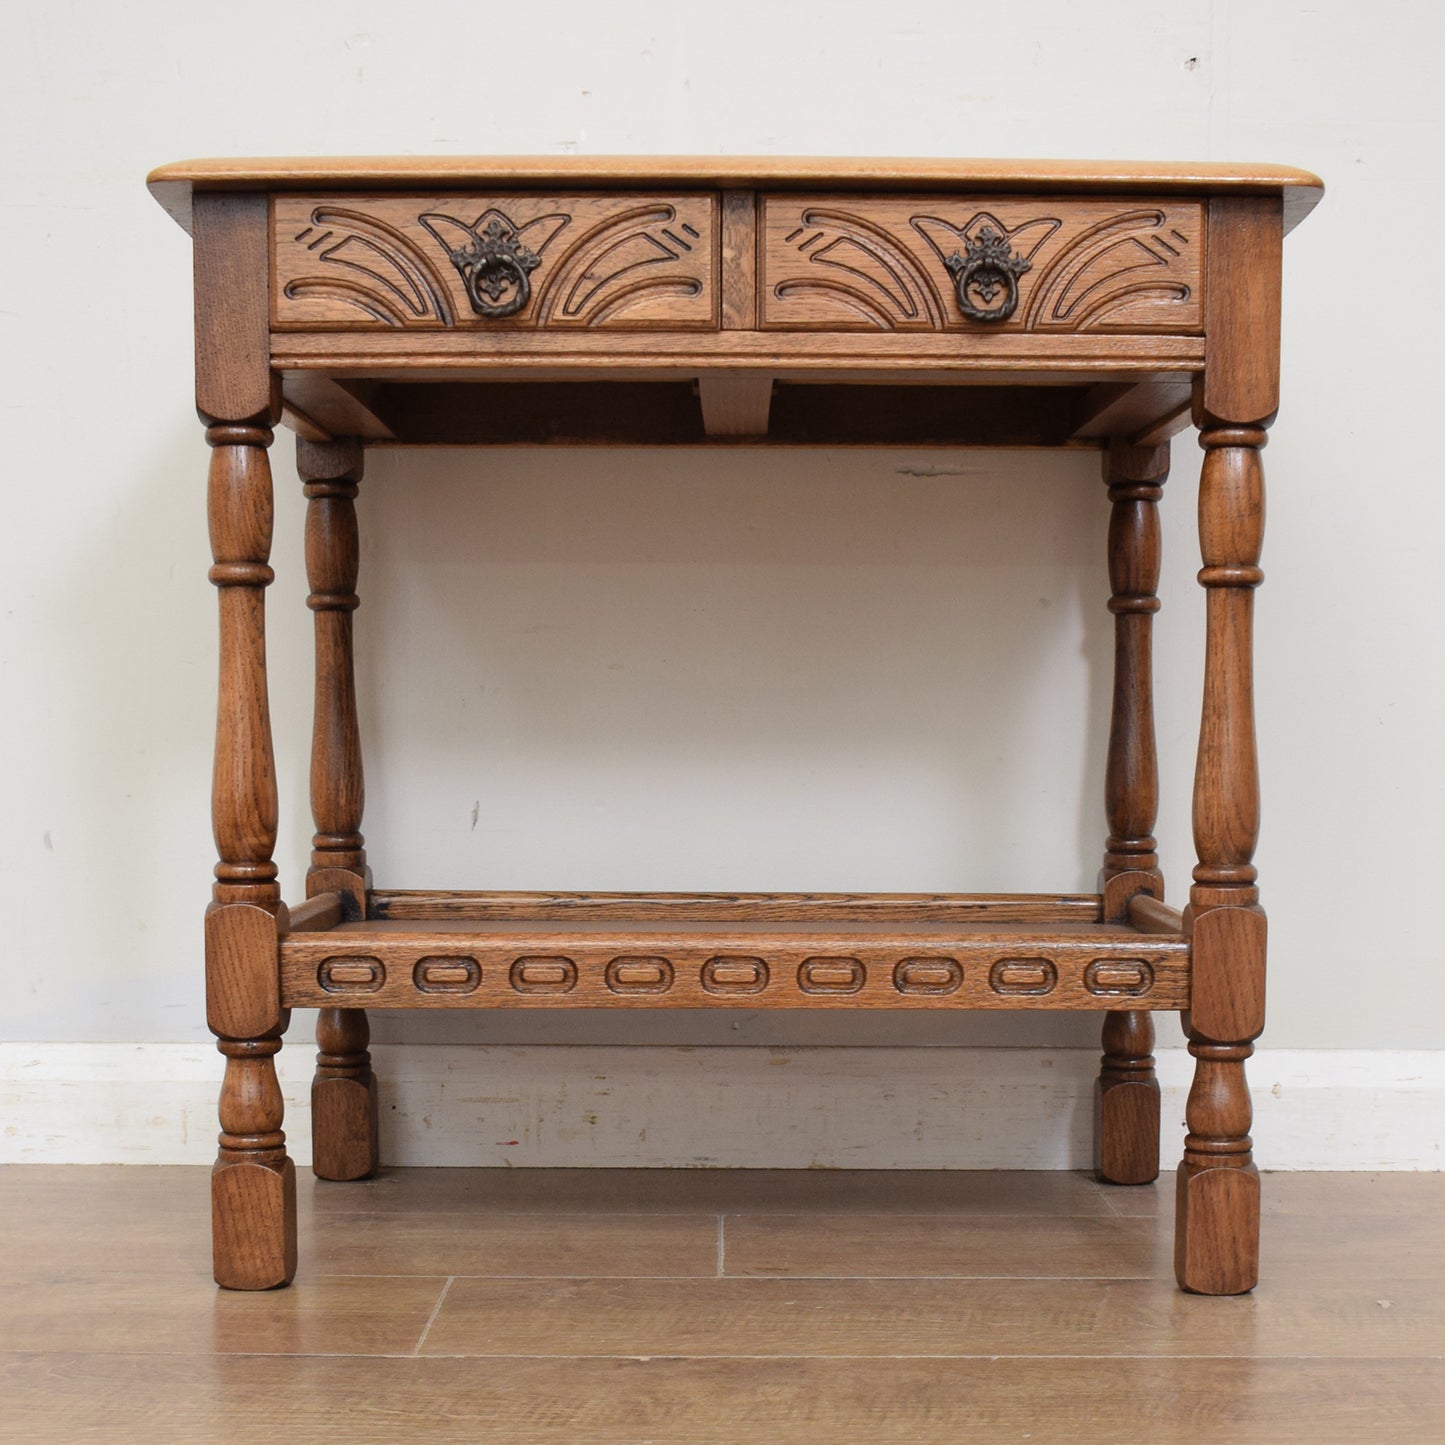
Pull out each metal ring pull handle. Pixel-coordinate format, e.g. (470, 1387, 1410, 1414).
(944, 226, 1032, 323)
(463, 251, 535, 319)
(420, 211, 542, 319)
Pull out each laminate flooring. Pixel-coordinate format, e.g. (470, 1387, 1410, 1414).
(1, 1166, 1441, 1442)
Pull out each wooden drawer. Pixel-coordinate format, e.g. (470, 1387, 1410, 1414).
(272, 193, 719, 330)
(759, 194, 1203, 333)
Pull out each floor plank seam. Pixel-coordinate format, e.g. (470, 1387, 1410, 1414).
(343, 1272, 1165, 1282)
(716, 1216, 725, 1278)
(412, 1277, 455, 1356)
(349, 1272, 1170, 1282)
(393, 1351, 1445, 1362)
(7, 1350, 1445, 1364)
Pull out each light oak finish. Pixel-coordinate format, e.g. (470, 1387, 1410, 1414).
(3, 1167, 1442, 1444)
(273, 193, 719, 331)
(366, 889, 1106, 923)
(154, 156, 1317, 1294)
(1095, 439, 1169, 1186)
(147, 155, 1324, 231)
(760, 195, 1203, 332)
(296, 437, 378, 1183)
(279, 914, 1189, 1012)
(1173, 195, 1283, 1295)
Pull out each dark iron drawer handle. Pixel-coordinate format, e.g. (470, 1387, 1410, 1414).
(944, 226, 1031, 322)
(421, 211, 541, 319)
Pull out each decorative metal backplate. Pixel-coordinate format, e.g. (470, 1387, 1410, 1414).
(273, 194, 717, 330)
(943, 226, 1032, 321)
(762, 197, 1203, 333)
(419, 211, 541, 318)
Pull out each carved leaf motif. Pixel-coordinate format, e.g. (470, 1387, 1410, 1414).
(283, 208, 455, 327)
(763, 198, 1200, 333)
(274, 196, 715, 330)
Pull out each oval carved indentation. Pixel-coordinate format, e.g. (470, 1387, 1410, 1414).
(318, 956, 384, 993)
(605, 956, 674, 993)
(989, 957, 1058, 997)
(702, 956, 770, 995)
(510, 956, 578, 993)
(894, 957, 963, 995)
(799, 957, 865, 994)
(1084, 958, 1155, 997)
(413, 955, 481, 994)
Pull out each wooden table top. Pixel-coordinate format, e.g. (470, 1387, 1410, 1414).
(147, 155, 1325, 233)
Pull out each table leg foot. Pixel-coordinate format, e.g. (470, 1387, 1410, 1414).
(1095, 1010, 1161, 1185)
(1175, 1159, 1260, 1295)
(312, 1007, 379, 1181)
(212, 1155, 297, 1290)
(212, 1034, 297, 1289)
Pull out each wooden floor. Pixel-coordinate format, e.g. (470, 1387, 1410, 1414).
(2, 1167, 1443, 1442)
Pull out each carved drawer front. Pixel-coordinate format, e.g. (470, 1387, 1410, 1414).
(272, 193, 719, 330)
(760, 194, 1203, 333)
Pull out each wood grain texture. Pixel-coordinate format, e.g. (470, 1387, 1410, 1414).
(273, 194, 719, 331)
(279, 921, 1188, 1012)
(719, 189, 757, 328)
(1128, 895, 1185, 935)
(282, 375, 394, 439)
(367, 889, 1104, 923)
(192, 194, 272, 422)
(1093, 439, 1167, 1187)
(761, 196, 1203, 333)
(1069, 378, 1193, 444)
(203, 902, 282, 1038)
(1096, 1009, 1161, 1185)
(1100, 439, 1168, 884)
(277, 1166, 1116, 1217)
(4, 1354, 1436, 1445)
(1176, 211, 1278, 1289)
(297, 436, 368, 904)
(723, 1211, 1162, 1279)
(1198, 196, 1284, 427)
(162, 155, 1318, 1296)
(1175, 426, 1268, 1291)
(204, 384, 296, 1288)
(147, 153, 1325, 232)
(4, 1274, 446, 1356)
(308, 1212, 720, 1279)
(212, 1032, 295, 1289)
(311, 1007, 378, 1182)
(8, 1169, 1444, 1441)
(284, 891, 343, 933)
(271, 327, 1207, 375)
(421, 1273, 1445, 1360)
(206, 424, 281, 909)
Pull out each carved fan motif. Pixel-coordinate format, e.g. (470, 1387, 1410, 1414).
(273, 195, 716, 329)
(762, 198, 1201, 332)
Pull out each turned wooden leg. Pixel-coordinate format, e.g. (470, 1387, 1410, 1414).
(204, 410, 296, 1288)
(1097, 1010, 1160, 1185)
(213, 1030, 297, 1289)
(1176, 424, 1268, 1294)
(313, 1008, 379, 1180)
(194, 193, 296, 1288)
(1095, 439, 1167, 1184)
(298, 437, 379, 1179)
(1174, 195, 1279, 1295)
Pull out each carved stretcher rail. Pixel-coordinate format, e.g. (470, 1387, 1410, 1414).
(278, 921, 1189, 1011)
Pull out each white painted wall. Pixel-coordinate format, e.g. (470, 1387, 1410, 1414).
(2, 1, 1442, 1162)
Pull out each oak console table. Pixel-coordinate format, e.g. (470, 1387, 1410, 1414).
(147, 156, 1321, 1295)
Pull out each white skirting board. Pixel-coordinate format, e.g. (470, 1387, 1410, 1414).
(2, 1043, 1441, 1169)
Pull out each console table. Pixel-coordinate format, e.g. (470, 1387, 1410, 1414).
(147, 156, 1321, 1295)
